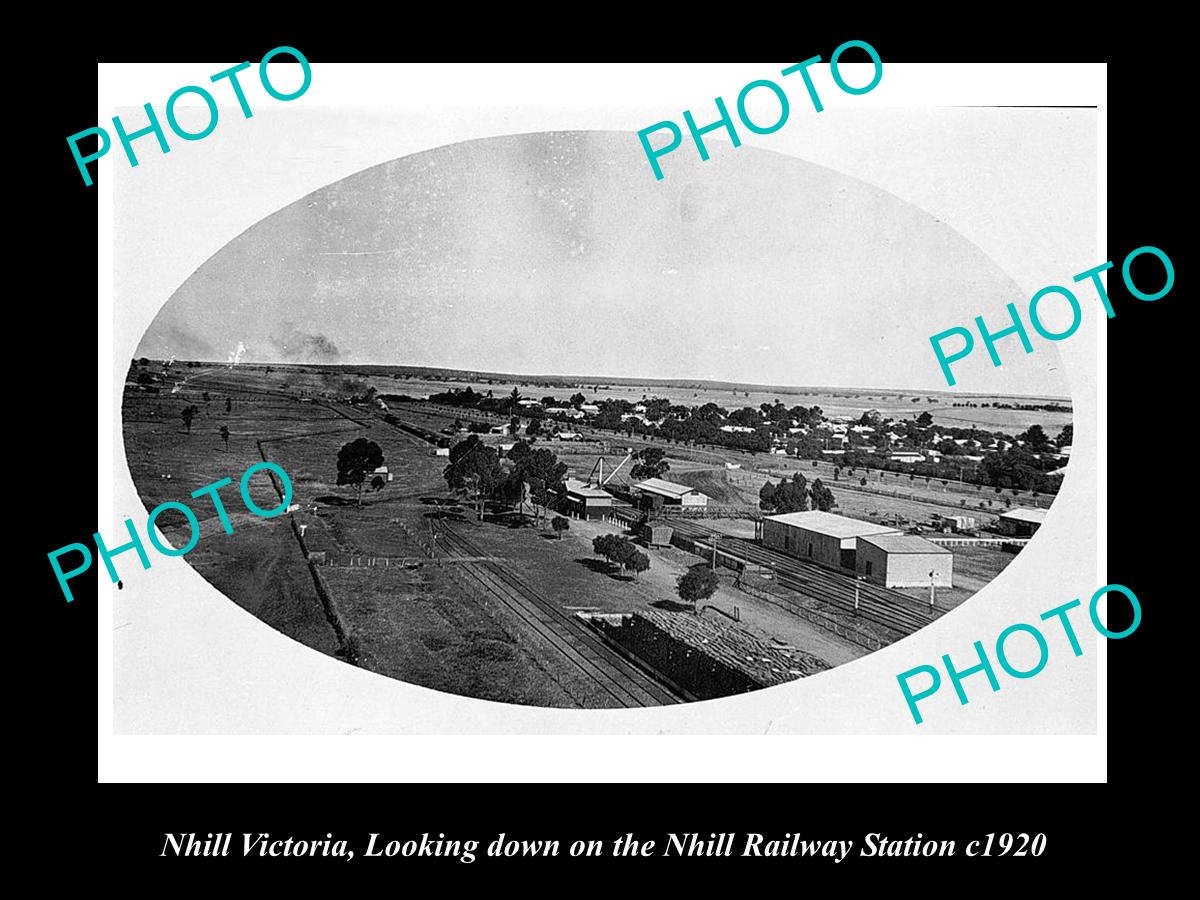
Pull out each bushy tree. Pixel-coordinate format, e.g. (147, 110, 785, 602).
(337, 437, 385, 506)
(758, 480, 777, 510)
(1018, 424, 1052, 452)
(219, 425, 230, 451)
(677, 566, 720, 607)
(551, 515, 569, 538)
(631, 447, 670, 480)
(810, 479, 835, 511)
(624, 548, 650, 578)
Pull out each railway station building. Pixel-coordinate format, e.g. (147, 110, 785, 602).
(631, 477, 709, 508)
(855, 533, 953, 588)
(762, 510, 900, 570)
(558, 478, 616, 520)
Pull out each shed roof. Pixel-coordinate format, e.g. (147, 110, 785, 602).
(999, 507, 1048, 524)
(764, 510, 900, 539)
(859, 533, 951, 554)
(564, 478, 613, 499)
(634, 477, 705, 498)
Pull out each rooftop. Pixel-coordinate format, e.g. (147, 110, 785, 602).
(564, 478, 613, 499)
(634, 477, 706, 498)
(765, 510, 901, 539)
(1000, 507, 1048, 524)
(859, 533, 951, 554)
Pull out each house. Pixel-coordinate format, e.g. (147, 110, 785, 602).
(372, 466, 394, 483)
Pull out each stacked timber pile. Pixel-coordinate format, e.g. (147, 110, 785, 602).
(637, 608, 830, 687)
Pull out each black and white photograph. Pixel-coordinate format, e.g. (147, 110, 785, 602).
(120, 126, 1081, 711)
(100, 63, 1101, 747)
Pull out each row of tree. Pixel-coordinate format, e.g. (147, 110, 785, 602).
(592, 534, 650, 577)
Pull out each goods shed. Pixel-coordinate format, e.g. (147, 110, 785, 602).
(855, 533, 953, 588)
(762, 510, 900, 570)
(632, 477, 709, 508)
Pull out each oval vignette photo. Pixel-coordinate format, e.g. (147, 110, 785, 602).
(120, 130, 1075, 709)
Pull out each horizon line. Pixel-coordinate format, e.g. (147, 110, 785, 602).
(145, 357, 1073, 404)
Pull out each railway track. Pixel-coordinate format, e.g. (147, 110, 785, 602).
(664, 519, 939, 636)
(432, 521, 685, 708)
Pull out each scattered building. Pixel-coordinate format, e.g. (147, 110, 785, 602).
(856, 533, 953, 588)
(372, 466, 394, 482)
(762, 510, 900, 570)
(996, 507, 1047, 537)
(632, 477, 709, 508)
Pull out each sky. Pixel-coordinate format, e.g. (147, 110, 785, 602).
(137, 129, 1070, 397)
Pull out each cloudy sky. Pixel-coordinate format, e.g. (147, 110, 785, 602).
(138, 129, 1070, 396)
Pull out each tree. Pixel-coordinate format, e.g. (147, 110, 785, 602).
(202, 391, 211, 403)
(444, 436, 503, 519)
(526, 418, 542, 439)
(917, 411, 934, 428)
(1018, 424, 1052, 452)
(677, 566, 720, 608)
(630, 447, 670, 480)
(593, 534, 625, 564)
(370, 475, 386, 492)
(337, 438, 385, 506)
(225, 396, 232, 413)
(758, 480, 777, 510)
(180, 405, 198, 433)
(508, 387, 522, 413)
(509, 415, 521, 436)
(860, 477, 868, 486)
(219, 425, 230, 451)
(810, 479, 835, 511)
(551, 516, 569, 539)
(569, 392, 586, 408)
(505, 440, 568, 522)
(1057, 424, 1073, 447)
(625, 548, 650, 578)
(767, 473, 808, 513)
